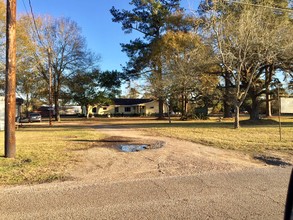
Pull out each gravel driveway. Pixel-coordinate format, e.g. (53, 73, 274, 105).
(69, 124, 264, 183)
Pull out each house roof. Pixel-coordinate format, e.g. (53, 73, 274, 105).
(113, 98, 154, 106)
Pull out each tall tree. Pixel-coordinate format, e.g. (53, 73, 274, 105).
(28, 16, 97, 121)
(158, 31, 218, 119)
(244, 0, 293, 120)
(111, 0, 190, 119)
(199, 0, 293, 127)
(66, 70, 122, 118)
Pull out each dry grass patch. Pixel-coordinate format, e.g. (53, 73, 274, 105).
(141, 117, 293, 152)
(0, 125, 105, 185)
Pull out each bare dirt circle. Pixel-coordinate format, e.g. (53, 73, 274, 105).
(69, 125, 264, 183)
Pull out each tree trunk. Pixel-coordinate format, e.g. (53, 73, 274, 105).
(180, 93, 187, 120)
(223, 72, 232, 118)
(86, 104, 90, 119)
(265, 93, 272, 117)
(156, 59, 165, 120)
(53, 72, 61, 122)
(158, 96, 164, 119)
(54, 91, 60, 122)
(185, 95, 188, 117)
(249, 95, 260, 121)
(223, 101, 232, 118)
(26, 93, 29, 117)
(234, 105, 240, 129)
(167, 104, 171, 124)
(265, 66, 273, 117)
(181, 94, 184, 117)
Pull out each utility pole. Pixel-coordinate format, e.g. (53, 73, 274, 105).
(277, 85, 282, 141)
(5, 0, 17, 158)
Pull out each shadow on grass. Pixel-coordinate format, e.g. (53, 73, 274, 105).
(240, 119, 293, 127)
(93, 122, 231, 129)
(14, 117, 293, 132)
(92, 118, 293, 130)
(16, 124, 92, 132)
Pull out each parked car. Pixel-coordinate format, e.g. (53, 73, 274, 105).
(29, 113, 42, 122)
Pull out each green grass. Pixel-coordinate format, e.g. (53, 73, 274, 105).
(82, 116, 293, 152)
(0, 124, 105, 185)
(139, 117, 293, 152)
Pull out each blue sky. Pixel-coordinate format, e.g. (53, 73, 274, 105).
(18, 0, 200, 72)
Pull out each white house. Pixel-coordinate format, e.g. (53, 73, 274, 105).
(93, 98, 167, 116)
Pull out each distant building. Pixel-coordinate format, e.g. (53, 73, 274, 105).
(38, 105, 82, 117)
(0, 97, 24, 130)
(92, 98, 167, 116)
(59, 105, 82, 115)
(280, 97, 293, 113)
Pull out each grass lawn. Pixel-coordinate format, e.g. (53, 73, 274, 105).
(76, 116, 293, 153)
(0, 123, 105, 185)
(138, 117, 293, 152)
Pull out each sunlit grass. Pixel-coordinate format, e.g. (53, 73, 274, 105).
(0, 125, 105, 185)
(140, 117, 293, 152)
(86, 116, 293, 152)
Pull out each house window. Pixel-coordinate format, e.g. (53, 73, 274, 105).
(92, 107, 97, 113)
(115, 107, 119, 113)
(103, 107, 107, 110)
(125, 107, 131, 112)
(150, 106, 154, 109)
(141, 106, 145, 109)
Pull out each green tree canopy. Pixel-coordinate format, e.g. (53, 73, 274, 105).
(111, 0, 192, 118)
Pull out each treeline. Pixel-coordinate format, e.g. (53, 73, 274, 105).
(112, 0, 293, 128)
(1, 1, 292, 127)
(0, 1, 122, 120)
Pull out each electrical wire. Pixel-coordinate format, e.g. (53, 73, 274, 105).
(20, 0, 50, 83)
(27, 0, 46, 48)
(21, 0, 40, 45)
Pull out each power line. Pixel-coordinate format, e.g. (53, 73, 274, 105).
(21, 0, 47, 52)
(27, 0, 46, 48)
(20, 0, 46, 79)
(21, 0, 37, 41)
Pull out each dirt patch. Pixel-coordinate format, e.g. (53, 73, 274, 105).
(69, 127, 264, 183)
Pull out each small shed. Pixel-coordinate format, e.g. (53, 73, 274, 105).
(0, 97, 24, 130)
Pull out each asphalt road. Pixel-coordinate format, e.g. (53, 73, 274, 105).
(0, 166, 291, 220)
